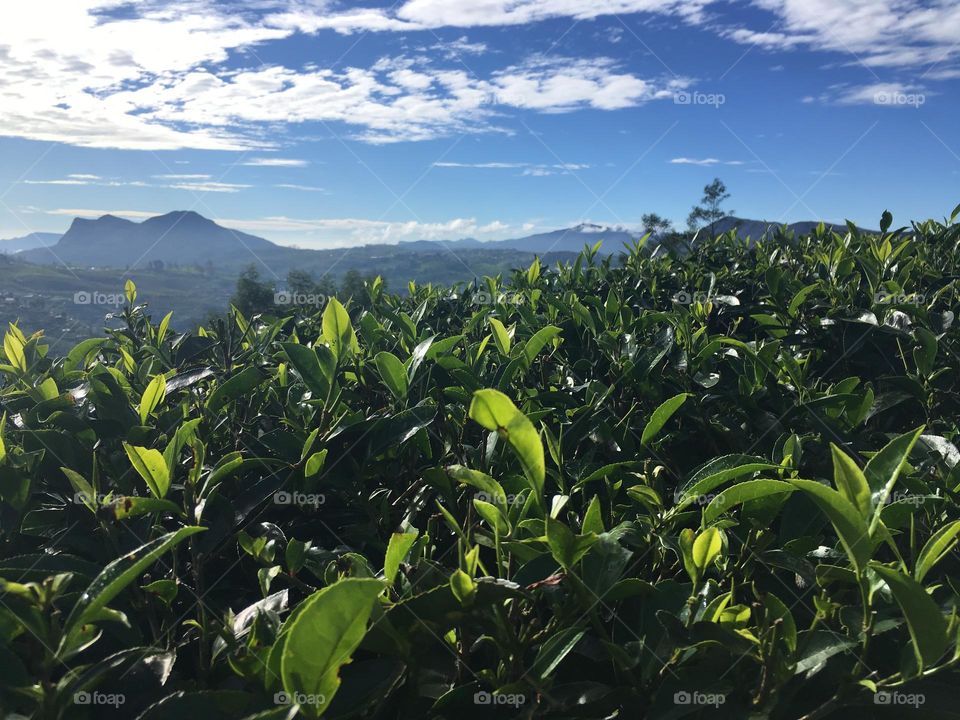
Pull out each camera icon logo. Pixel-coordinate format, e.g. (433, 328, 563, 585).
(74, 291, 92, 305)
(274, 291, 292, 305)
(274, 691, 290, 705)
(674, 691, 692, 705)
(474, 691, 492, 705)
(274, 491, 292, 505)
(74, 692, 91, 705)
(674, 91, 692, 105)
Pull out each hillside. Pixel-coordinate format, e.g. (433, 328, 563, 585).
(0, 231, 62, 254)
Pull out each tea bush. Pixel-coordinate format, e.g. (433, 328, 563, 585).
(1, 209, 960, 719)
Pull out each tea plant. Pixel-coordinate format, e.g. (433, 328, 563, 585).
(1, 208, 960, 719)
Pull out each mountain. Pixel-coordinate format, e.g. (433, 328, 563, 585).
(22, 211, 275, 267)
(0, 232, 62, 254)
(702, 217, 874, 244)
(403, 223, 642, 255)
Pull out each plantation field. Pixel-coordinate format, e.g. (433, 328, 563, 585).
(1, 209, 960, 719)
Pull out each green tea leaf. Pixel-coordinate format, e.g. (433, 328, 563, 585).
(64, 526, 205, 637)
(866, 426, 924, 530)
(830, 444, 872, 519)
(375, 351, 408, 400)
(322, 297, 357, 360)
(915, 521, 960, 582)
(870, 563, 948, 670)
(281, 578, 384, 718)
(384, 531, 418, 585)
(206, 367, 265, 412)
(123, 443, 171, 499)
(488, 318, 511, 355)
(791, 480, 872, 572)
(469, 389, 544, 502)
(703, 480, 795, 523)
(139, 374, 167, 425)
(641, 393, 689, 445)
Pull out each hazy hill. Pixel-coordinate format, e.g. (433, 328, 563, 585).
(403, 223, 642, 255)
(19, 212, 580, 280)
(703, 216, 875, 243)
(20, 211, 274, 267)
(0, 232, 62, 254)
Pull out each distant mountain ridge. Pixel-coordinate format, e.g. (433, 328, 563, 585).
(21, 211, 274, 267)
(0, 232, 62, 254)
(704, 216, 875, 242)
(403, 223, 642, 255)
(12, 211, 880, 273)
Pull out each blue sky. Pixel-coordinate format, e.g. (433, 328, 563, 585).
(1, 0, 958, 248)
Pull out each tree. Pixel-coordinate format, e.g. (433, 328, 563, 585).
(231, 265, 275, 316)
(287, 269, 336, 299)
(339, 270, 383, 309)
(641, 213, 674, 237)
(687, 178, 733, 235)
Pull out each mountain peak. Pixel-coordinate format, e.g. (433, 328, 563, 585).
(572, 222, 609, 233)
(27, 210, 276, 267)
(145, 210, 213, 227)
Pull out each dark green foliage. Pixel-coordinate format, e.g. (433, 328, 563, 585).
(688, 177, 733, 233)
(1, 209, 960, 719)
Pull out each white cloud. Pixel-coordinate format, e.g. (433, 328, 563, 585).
(670, 157, 745, 166)
(275, 184, 328, 192)
(41, 207, 531, 247)
(241, 158, 310, 167)
(278, 0, 714, 34)
(192, 214, 529, 247)
(20, 174, 248, 192)
(435, 161, 591, 175)
(805, 82, 929, 107)
(0, 2, 692, 151)
(435, 162, 528, 169)
(166, 181, 251, 193)
(46, 208, 161, 219)
(729, 0, 960, 68)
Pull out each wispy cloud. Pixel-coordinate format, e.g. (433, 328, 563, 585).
(275, 184, 328, 192)
(241, 158, 309, 167)
(670, 157, 745, 166)
(46, 208, 160, 219)
(166, 181, 251, 193)
(722, 0, 960, 69)
(435, 161, 590, 175)
(803, 82, 929, 107)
